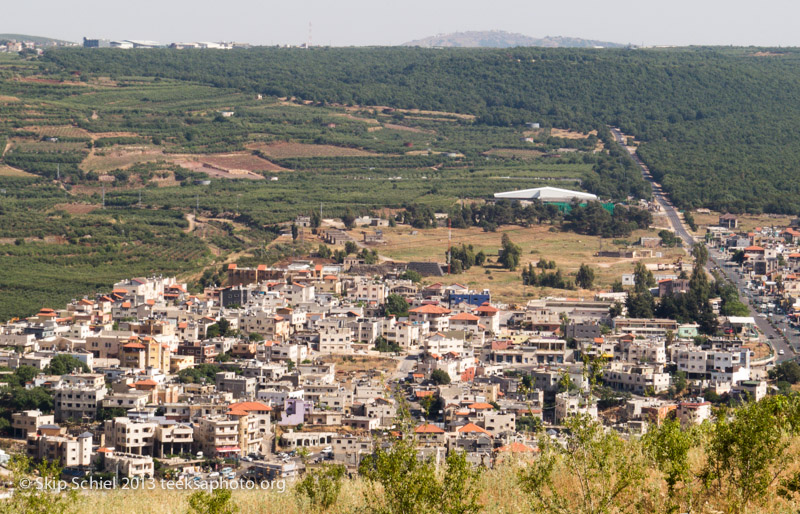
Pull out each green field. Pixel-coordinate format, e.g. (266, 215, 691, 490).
(0, 53, 632, 320)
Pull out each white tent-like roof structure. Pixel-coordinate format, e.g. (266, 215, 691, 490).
(494, 186, 597, 202)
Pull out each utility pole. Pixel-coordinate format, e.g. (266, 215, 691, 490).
(102, 183, 105, 209)
(56, 163, 60, 181)
(447, 217, 452, 275)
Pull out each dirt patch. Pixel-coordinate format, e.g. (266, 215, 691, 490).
(247, 141, 379, 158)
(174, 159, 265, 180)
(750, 51, 784, 57)
(53, 203, 100, 215)
(197, 152, 286, 172)
(0, 95, 19, 102)
(81, 148, 164, 173)
(320, 355, 398, 375)
(745, 342, 770, 360)
(550, 128, 597, 140)
(82, 148, 283, 178)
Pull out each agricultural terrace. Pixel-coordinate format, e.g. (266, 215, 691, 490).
(0, 53, 645, 319)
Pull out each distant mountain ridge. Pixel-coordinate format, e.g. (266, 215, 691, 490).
(402, 30, 625, 48)
(0, 34, 76, 46)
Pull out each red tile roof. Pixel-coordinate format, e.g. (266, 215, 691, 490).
(228, 401, 272, 412)
(415, 423, 445, 434)
(457, 422, 492, 436)
(496, 442, 537, 453)
(468, 402, 493, 410)
(450, 312, 480, 321)
(409, 304, 451, 315)
(474, 303, 499, 314)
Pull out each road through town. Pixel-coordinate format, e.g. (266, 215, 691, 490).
(609, 128, 794, 362)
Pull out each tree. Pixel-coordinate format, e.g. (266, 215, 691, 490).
(576, 264, 595, 289)
(310, 209, 322, 229)
(701, 396, 800, 512)
(475, 251, 486, 266)
(692, 243, 709, 267)
(296, 463, 346, 513)
(341, 210, 356, 229)
(658, 229, 679, 247)
(644, 418, 696, 501)
(5, 386, 54, 412)
(626, 289, 655, 318)
(518, 414, 648, 514)
(291, 224, 299, 241)
(205, 317, 232, 338)
(359, 411, 482, 514)
(399, 270, 422, 283)
(44, 355, 89, 375)
(633, 261, 655, 292)
(374, 336, 401, 353)
(431, 369, 451, 385)
(4, 455, 77, 514)
(684, 211, 698, 232)
(187, 488, 238, 514)
(498, 233, 522, 270)
(384, 294, 409, 317)
(769, 361, 800, 384)
(344, 241, 358, 255)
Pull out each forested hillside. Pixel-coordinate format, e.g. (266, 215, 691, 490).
(42, 46, 800, 214)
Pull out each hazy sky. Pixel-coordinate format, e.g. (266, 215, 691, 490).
(3, 0, 797, 47)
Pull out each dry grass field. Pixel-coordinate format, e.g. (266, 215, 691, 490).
(693, 210, 793, 233)
(80, 148, 164, 173)
(349, 225, 685, 305)
(57, 455, 800, 514)
(65, 466, 535, 514)
(0, 164, 35, 177)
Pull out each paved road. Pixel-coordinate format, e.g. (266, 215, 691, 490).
(391, 352, 419, 381)
(610, 127, 793, 363)
(708, 248, 796, 361)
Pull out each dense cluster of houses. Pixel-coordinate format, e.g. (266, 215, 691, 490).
(0, 253, 773, 480)
(707, 214, 800, 319)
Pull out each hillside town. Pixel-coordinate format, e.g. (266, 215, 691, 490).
(2, 210, 800, 486)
